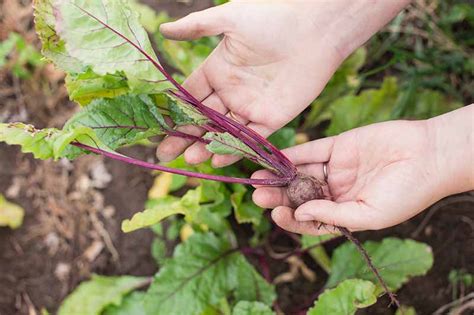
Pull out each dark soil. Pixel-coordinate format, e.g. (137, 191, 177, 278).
(0, 1, 473, 315)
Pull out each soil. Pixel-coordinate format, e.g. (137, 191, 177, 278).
(0, 1, 473, 315)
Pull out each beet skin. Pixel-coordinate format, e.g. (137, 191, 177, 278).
(287, 175, 325, 207)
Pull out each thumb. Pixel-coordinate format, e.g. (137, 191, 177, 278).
(294, 199, 383, 231)
(160, 5, 233, 41)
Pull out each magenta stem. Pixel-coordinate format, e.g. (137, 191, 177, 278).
(72, 142, 290, 186)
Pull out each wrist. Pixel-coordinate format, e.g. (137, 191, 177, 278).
(315, 0, 411, 60)
(426, 105, 474, 197)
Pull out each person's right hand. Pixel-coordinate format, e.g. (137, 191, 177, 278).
(252, 105, 474, 235)
(157, 0, 410, 167)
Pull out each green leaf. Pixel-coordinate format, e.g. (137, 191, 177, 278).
(401, 89, 462, 119)
(58, 274, 148, 315)
(301, 235, 336, 274)
(231, 187, 264, 226)
(0, 122, 106, 160)
(121, 195, 193, 233)
(395, 306, 417, 315)
(325, 76, 399, 136)
(268, 127, 296, 149)
(103, 292, 146, 315)
(54, 0, 173, 94)
(204, 132, 255, 156)
(304, 47, 366, 128)
(168, 95, 209, 126)
(34, 0, 83, 72)
(301, 235, 336, 249)
(128, 0, 162, 33)
(65, 69, 129, 105)
(157, 35, 218, 76)
(144, 233, 275, 315)
(0, 194, 24, 229)
(34, 1, 133, 104)
(232, 301, 274, 315)
(326, 238, 434, 291)
(307, 279, 377, 315)
(0, 32, 44, 78)
(230, 185, 262, 226)
(65, 94, 166, 149)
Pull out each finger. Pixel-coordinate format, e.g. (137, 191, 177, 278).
(182, 65, 213, 102)
(157, 93, 225, 162)
(271, 206, 340, 236)
(210, 112, 248, 167)
(293, 199, 382, 230)
(251, 169, 278, 188)
(297, 163, 326, 182)
(157, 125, 203, 162)
(182, 93, 228, 164)
(211, 122, 274, 168)
(282, 137, 335, 165)
(253, 188, 291, 209)
(251, 170, 291, 208)
(160, 4, 233, 41)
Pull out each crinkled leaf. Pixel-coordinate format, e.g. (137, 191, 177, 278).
(35, 0, 133, 104)
(325, 76, 398, 136)
(54, 0, 172, 94)
(144, 233, 275, 315)
(232, 301, 274, 315)
(65, 69, 129, 105)
(204, 132, 255, 156)
(58, 274, 148, 315)
(326, 238, 434, 291)
(34, 0, 83, 72)
(65, 94, 166, 149)
(103, 291, 146, 315)
(168, 95, 208, 125)
(0, 194, 24, 229)
(307, 279, 377, 315)
(0, 122, 106, 160)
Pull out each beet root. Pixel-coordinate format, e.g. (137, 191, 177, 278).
(287, 174, 325, 208)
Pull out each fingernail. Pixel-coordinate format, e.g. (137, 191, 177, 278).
(295, 213, 314, 221)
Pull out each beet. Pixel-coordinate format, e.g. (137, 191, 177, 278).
(287, 174, 325, 207)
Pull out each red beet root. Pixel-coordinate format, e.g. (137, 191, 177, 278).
(287, 174, 325, 207)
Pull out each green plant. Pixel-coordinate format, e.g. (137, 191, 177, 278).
(0, 32, 44, 78)
(1, 1, 438, 314)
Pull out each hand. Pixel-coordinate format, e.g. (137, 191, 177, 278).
(252, 106, 474, 235)
(156, 0, 409, 167)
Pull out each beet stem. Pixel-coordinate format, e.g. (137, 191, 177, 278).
(72, 142, 291, 186)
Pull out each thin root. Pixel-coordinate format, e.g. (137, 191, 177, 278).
(337, 226, 400, 308)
